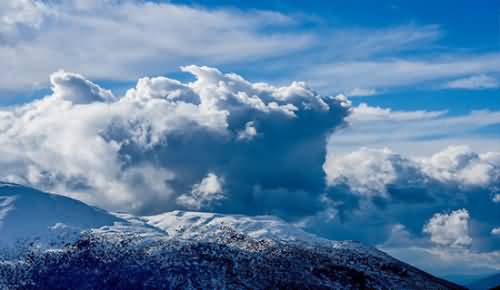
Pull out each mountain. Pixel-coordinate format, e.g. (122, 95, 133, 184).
(0, 183, 465, 290)
(0, 182, 121, 254)
(468, 272, 500, 290)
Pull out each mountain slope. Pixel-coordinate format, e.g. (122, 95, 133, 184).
(0, 182, 121, 252)
(0, 183, 465, 290)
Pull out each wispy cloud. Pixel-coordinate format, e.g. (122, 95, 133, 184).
(0, 0, 314, 91)
(0, 1, 466, 96)
(345, 88, 378, 97)
(328, 102, 500, 155)
(445, 74, 499, 90)
(302, 54, 500, 93)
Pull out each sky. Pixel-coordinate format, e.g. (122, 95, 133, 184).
(1, 0, 500, 283)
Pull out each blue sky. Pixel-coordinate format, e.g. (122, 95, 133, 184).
(1, 0, 500, 283)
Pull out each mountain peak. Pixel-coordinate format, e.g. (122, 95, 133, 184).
(0, 182, 121, 250)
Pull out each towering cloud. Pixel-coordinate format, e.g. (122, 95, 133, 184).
(0, 66, 350, 216)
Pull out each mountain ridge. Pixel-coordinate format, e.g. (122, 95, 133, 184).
(0, 182, 465, 289)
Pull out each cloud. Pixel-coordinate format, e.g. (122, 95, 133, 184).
(176, 173, 225, 210)
(50, 70, 115, 104)
(319, 102, 500, 277)
(237, 121, 258, 141)
(324, 147, 408, 198)
(423, 209, 472, 248)
(345, 88, 377, 97)
(322, 25, 441, 60)
(379, 216, 500, 278)
(349, 103, 446, 122)
(492, 227, 500, 236)
(328, 102, 500, 156)
(445, 74, 499, 90)
(3, 2, 499, 97)
(324, 145, 500, 199)
(0, 0, 48, 38)
(0, 0, 314, 91)
(301, 53, 500, 93)
(0, 65, 350, 216)
(2, 3, 491, 97)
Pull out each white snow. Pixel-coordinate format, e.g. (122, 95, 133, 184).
(0, 182, 385, 260)
(144, 210, 323, 243)
(0, 182, 120, 250)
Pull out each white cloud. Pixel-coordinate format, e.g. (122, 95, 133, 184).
(302, 54, 500, 93)
(423, 209, 472, 248)
(445, 75, 499, 90)
(3, 3, 498, 96)
(494, 194, 500, 203)
(304, 25, 441, 63)
(379, 214, 500, 277)
(349, 103, 446, 122)
(492, 227, 500, 236)
(420, 146, 500, 186)
(328, 102, 500, 156)
(345, 88, 377, 97)
(3, 4, 495, 96)
(324, 145, 500, 198)
(0, 0, 314, 91)
(0, 65, 349, 214)
(237, 121, 258, 141)
(176, 173, 225, 210)
(50, 70, 115, 104)
(324, 103, 500, 197)
(0, 0, 48, 36)
(324, 147, 400, 198)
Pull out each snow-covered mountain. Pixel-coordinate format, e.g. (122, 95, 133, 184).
(0, 183, 465, 289)
(0, 182, 121, 255)
(146, 210, 329, 243)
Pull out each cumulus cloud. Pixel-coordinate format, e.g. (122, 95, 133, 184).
(445, 74, 499, 90)
(177, 173, 225, 210)
(423, 209, 472, 248)
(324, 145, 500, 199)
(379, 211, 500, 278)
(50, 70, 115, 104)
(0, 65, 350, 216)
(492, 227, 500, 236)
(319, 102, 500, 277)
(324, 147, 406, 198)
(237, 121, 258, 141)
